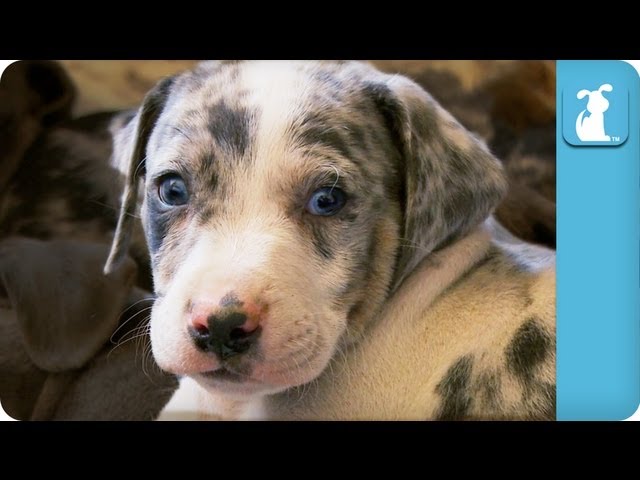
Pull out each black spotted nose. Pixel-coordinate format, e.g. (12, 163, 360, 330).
(188, 310, 261, 360)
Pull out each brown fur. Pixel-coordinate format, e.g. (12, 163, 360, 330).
(0, 238, 177, 420)
(0, 61, 75, 193)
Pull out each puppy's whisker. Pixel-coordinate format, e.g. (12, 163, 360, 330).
(116, 323, 150, 345)
(118, 296, 155, 318)
(89, 198, 137, 216)
(398, 238, 436, 253)
(171, 126, 194, 142)
(110, 305, 154, 344)
(140, 328, 155, 381)
(320, 163, 342, 193)
(108, 319, 152, 356)
(133, 157, 147, 179)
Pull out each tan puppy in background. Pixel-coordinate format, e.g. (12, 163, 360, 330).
(105, 60, 556, 420)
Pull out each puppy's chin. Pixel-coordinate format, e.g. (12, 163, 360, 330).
(191, 372, 288, 398)
(158, 343, 337, 399)
(190, 361, 332, 398)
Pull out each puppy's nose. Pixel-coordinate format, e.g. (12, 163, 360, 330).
(187, 302, 261, 360)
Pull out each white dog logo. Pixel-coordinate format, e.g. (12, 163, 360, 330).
(575, 84, 613, 141)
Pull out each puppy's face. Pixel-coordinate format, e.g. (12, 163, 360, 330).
(108, 61, 507, 398)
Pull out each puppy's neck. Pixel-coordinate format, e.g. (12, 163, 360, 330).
(377, 220, 494, 325)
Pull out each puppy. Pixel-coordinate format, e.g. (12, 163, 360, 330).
(105, 60, 556, 420)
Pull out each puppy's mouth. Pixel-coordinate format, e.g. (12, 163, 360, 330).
(190, 353, 324, 396)
(199, 368, 249, 383)
(193, 365, 282, 396)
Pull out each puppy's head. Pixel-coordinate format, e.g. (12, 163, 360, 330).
(106, 61, 506, 398)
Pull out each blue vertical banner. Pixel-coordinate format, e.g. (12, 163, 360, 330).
(557, 61, 640, 420)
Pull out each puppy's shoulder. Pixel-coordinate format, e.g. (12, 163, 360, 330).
(428, 221, 556, 420)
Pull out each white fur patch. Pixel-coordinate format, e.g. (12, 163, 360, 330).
(157, 377, 265, 421)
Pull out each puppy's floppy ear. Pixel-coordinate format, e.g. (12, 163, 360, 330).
(0, 307, 49, 420)
(367, 74, 507, 288)
(0, 237, 138, 372)
(104, 76, 175, 275)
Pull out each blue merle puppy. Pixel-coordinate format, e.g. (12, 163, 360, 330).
(105, 61, 556, 420)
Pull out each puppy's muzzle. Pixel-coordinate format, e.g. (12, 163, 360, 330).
(187, 297, 263, 360)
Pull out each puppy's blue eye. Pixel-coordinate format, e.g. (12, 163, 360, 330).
(306, 187, 346, 216)
(158, 174, 189, 206)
